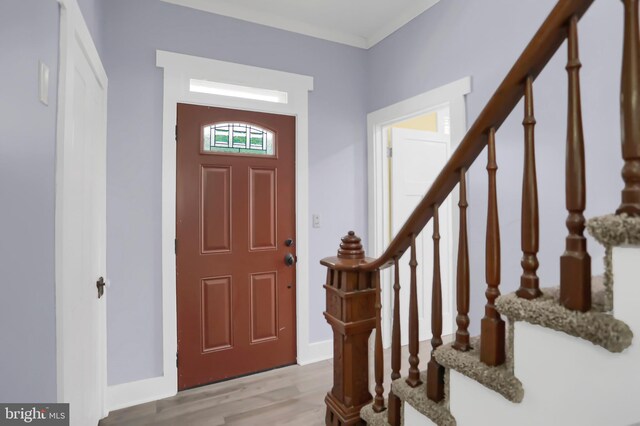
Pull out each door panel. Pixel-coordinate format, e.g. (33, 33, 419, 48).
(201, 166, 231, 253)
(202, 276, 233, 352)
(249, 168, 277, 250)
(250, 271, 278, 343)
(177, 104, 296, 390)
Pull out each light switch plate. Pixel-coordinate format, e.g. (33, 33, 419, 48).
(39, 61, 49, 105)
(312, 214, 321, 228)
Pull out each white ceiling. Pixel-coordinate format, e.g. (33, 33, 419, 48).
(161, 0, 440, 49)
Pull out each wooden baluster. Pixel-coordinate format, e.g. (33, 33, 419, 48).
(560, 16, 592, 312)
(427, 204, 445, 401)
(453, 168, 471, 351)
(480, 128, 506, 366)
(618, 0, 640, 216)
(406, 234, 422, 387)
(517, 76, 543, 300)
(373, 270, 386, 412)
(387, 259, 402, 425)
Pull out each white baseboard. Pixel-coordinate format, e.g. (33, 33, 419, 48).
(298, 339, 332, 365)
(106, 376, 176, 413)
(105, 340, 331, 413)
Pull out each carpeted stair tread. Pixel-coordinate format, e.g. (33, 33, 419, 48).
(391, 371, 456, 426)
(360, 402, 393, 426)
(587, 213, 640, 246)
(496, 288, 633, 353)
(434, 336, 524, 403)
(587, 213, 640, 312)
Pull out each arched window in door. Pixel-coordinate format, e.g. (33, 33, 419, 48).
(203, 122, 275, 156)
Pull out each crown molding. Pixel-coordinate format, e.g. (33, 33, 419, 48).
(160, 0, 440, 50)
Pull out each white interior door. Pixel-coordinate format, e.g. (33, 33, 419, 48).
(390, 127, 454, 346)
(56, 2, 107, 425)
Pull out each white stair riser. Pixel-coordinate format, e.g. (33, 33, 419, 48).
(404, 402, 438, 426)
(405, 246, 640, 426)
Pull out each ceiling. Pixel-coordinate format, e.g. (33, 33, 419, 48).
(161, 0, 441, 49)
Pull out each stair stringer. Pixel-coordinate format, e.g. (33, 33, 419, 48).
(401, 246, 640, 426)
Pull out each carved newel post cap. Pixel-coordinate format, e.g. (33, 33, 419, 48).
(337, 231, 365, 259)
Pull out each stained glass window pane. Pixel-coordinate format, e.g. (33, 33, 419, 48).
(203, 123, 275, 156)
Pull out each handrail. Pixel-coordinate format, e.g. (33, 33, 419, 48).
(354, 0, 594, 272)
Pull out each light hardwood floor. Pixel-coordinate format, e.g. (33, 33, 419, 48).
(101, 338, 447, 425)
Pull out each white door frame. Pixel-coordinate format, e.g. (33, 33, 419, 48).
(367, 77, 471, 346)
(56, 0, 109, 418)
(104, 51, 315, 412)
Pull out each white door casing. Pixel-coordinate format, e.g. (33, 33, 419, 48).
(100, 51, 315, 413)
(56, 0, 108, 423)
(367, 77, 471, 347)
(390, 127, 454, 345)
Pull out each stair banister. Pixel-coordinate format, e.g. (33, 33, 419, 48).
(321, 1, 607, 424)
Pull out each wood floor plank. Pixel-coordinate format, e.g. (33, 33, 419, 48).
(101, 336, 451, 425)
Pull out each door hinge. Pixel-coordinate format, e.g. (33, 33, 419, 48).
(387, 147, 393, 158)
(174, 238, 178, 254)
(176, 351, 179, 368)
(175, 125, 178, 142)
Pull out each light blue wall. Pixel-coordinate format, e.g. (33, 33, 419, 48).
(368, 0, 622, 332)
(0, 0, 60, 402)
(101, 0, 368, 385)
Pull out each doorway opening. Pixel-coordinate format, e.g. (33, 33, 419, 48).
(386, 108, 454, 345)
(366, 77, 471, 347)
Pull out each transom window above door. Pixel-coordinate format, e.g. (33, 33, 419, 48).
(203, 122, 275, 156)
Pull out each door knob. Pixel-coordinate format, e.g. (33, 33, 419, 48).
(96, 276, 105, 299)
(284, 253, 295, 266)
(285, 238, 294, 247)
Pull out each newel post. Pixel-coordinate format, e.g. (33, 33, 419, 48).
(322, 231, 376, 426)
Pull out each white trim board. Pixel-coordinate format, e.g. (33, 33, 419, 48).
(298, 339, 333, 366)
(367, 77, 471, 347)
(106, 50, 319, 412)
(160, 0, 440, 49)
(106, 377, 176, 412)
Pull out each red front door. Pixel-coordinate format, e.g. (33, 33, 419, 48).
(176, 103, 297, 390)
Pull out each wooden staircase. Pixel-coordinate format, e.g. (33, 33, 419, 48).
(320, 0, 640, 424)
